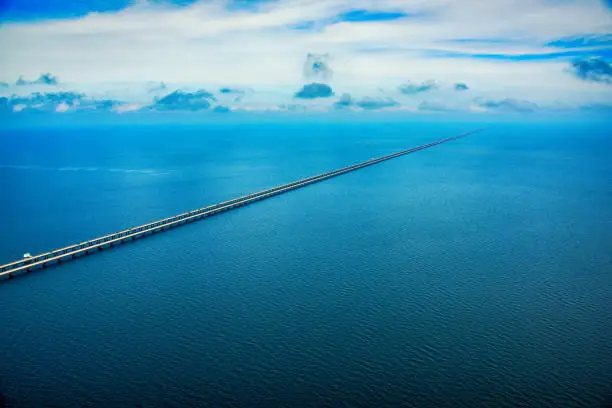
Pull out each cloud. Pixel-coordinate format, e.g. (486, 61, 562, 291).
(152, 89, 217, 110)
(146, 81, 167, 93)
(570, 58, 612, 83)
(16, 73, 58, 86)
(56, 102, 71, 113)
(333, 93, 399, 110)
(548, 34, 612, 48)
(334, 93, 354, 109)
(218, 87, 249, 103)
(303, 53, 333, 82)
(476, 98, 539, 112)
(2, 0, 612, 110)
(454, 83, 469, 91)
(424, 48, 612, 62)
(292, 21, 317, 30)
(2, 0, 611, 109)
(294, 82, 333, 99)
(357, 97, 399, 110)
(418, 101, 454, 112)
(0, 82, 8, 88)
(399, 80, 438, 95)
(219, 87, 245, 94)
(578, 103, 612, 113)
(277, 104, 308, 112)
(212, 105, 231, 113)
(2, 91, 127, 113)
(88, 99, 123, 110)
(114, 103, 143, 113)
(10, 91, 83, 108)
(292, 8, 411, 31)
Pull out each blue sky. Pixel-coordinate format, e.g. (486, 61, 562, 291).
(1, 0, 611, 114)
(0, 0, 131, 20)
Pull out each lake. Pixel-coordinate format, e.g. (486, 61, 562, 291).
(1, 119, 611, 407)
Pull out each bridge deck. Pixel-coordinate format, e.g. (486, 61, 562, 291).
(0, 129, 484, 280)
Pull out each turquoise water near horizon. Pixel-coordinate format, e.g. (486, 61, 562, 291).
(1, 120, 611, 407)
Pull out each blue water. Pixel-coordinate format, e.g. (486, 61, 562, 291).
(1, 120, 611, 407)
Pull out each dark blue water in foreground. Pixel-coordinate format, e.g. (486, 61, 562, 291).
(1, 120, 611, 407)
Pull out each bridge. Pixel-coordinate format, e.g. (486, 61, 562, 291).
(0, 129, 484, 280)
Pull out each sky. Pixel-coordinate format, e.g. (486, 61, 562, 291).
(1, 0, 611, 114)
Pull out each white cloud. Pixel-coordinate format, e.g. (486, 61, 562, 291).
(55, 102, 70, 112)
(114, 103, 143, 113)
(1, 0, 611, 107)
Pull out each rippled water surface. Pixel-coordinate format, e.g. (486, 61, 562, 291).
(1, 120, 611, 407)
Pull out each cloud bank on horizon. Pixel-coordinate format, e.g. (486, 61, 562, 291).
(1, 0, 611, 115)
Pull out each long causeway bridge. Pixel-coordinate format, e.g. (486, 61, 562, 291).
(0, 129, 484, 280)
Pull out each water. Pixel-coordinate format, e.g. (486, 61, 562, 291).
(1, 120, 611, 407)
